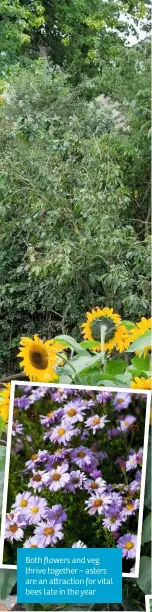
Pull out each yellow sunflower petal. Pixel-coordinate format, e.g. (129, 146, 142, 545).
(18, 335, 62, 382)
(0, 383, 11, 423)
(81, 306, 128, 354)
(130, 377, 152, 390)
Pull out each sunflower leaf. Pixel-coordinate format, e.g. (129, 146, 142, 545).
(120, 320, 136, 329)
(127, 331, 151, 353)
(54, 335, 89, 354)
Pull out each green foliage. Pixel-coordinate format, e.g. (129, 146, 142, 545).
(0, 568, 16, 599)
(0, 0, 44, 73)
(0, 60, 150, 376)
(136, 556, 151, 594)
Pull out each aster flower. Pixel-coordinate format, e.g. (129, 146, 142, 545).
(66, 470, 86, 492)
(96, 391, 111, 403)
(71, 446, 98, 470)
(84, 477, 106, 494)
(126, 453, 138, 471)
(47, 504, 67, 523)
(120, 415, 136, 432)
(85, 493, 111, 515)
(28, 470, 47, 491)
(72, 541, 87, 548)
(102, 506, 124, 532)
(49, 424, 79, 445)
(25, 450, 49, 471)
(12, 491, 32, 511)
(86, 414, 109, 434)
(40, 412, 56, 427)
(122, 499, 139, 517)
(23, 536, 42, 548)
(43, 463, 70, 491)
(12, 421, 24, 437)
(5, 516, 25, 542)
(26, 496, 48, 524)
(113, 393, 131, 411)
(34, 520, 63, 546)
(117, 534, 137, 559)
(62, 400, 87, 424)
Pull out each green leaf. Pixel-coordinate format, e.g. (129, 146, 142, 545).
(103, 359, 126, 376)
(54, 335, 88, 354)
(0, 569, 17, 599)
(130, 355, 150, 374)
(136, 556, 151, 594)
(120, 320, 136, 329)
(127, 331, 151, 353)
(80, 340, 100, 349)
(142, 513, 152, 544)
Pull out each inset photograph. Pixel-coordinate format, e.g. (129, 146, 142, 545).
(0, 383, 150, 578)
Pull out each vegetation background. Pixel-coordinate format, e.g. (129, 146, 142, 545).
(0, 0, 151, 609)
(0, 0, 151, 379)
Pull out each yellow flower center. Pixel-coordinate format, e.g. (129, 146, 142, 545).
(33, 474, 41, 482)
(10, 524, 18, 533)
(44, 527, 54, 536)
(31, 454, 38, 460)
(118, 399, 124, 404)
(93, 417, 100, 424)
(47, 412, 53, 418)
(31, 507, 39, 513)
(126, 504, 134, 511)
(57, 428, 65, 436)
(125, 541, 133, 550)
(20, 499, 28, 507)
(110, 516, 117, 523)
(93, 499, 102, 508)
(90, 482, 98, 489)
(124, 421, 129, 427)
(52, 473, 61, 481)
(78, 451, 85, 458)
(67, 409, 76, 417)
(31, 545, 38, 548)
(29, 346, 49, 370)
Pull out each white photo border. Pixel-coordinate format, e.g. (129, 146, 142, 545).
(145, 595, 152, 612)
(0, 380, 151, 580)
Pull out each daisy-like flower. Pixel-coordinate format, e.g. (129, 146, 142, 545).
(12, 491, 31, 511)
(126, 453, 138, 471)
(47, 504, 67, 523)
(12, 421, 23, 437)
(122, 499, 139, 517)
(49, 424, 79, 445)
(0, 383, 11, 423)
(40, 412, 56, 427)
(117, 534, 137, 559)
(84, 477, 106, 494)
(109, 492, 123, 507)
(25, 450, 49, 471)
(102, 506, 124, 532)
(23, 536, 42, 548)
(86, 414, 109, 434)
(43, 463, 70, 492)
(34, 520, 63, 546)
(119, 415, 136, 432)
(26, 496, 48, 524)
(85, 493, 111, 515)
(81, 306, 130, 353)
(72, 541, 87, 548)
(113, 393, 131, 411)
(96, 391, 111, 403)
(130, 377, 152, 389)
(28, 470, 47, 491)
(66, 470, 86, 492)
(71, 446, 98, 470)
(5, 516, 25, 542)
(129, 470, 141, 492)
(62, 400, 86, 424)
(18, 335, 65, 382)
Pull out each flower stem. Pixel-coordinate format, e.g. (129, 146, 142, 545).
(100, 324, 106, 370)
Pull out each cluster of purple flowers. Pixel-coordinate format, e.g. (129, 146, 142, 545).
(5, 387, 146, 571)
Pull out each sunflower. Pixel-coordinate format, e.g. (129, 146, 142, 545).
(18, 335, 65, 382)
(130, 377, 152, 390)
(81, 306, 130, 353)
(0, 383, 11, 423)
(128, 317, 152, 355)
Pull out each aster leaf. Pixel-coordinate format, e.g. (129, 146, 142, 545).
(127, 331, 151, 353)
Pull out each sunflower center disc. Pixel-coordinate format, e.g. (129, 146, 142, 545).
(91, 317, 116, 342)
(30, 348, 49, 370)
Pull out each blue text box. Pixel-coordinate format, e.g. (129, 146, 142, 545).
(17, 548, 122, 604)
